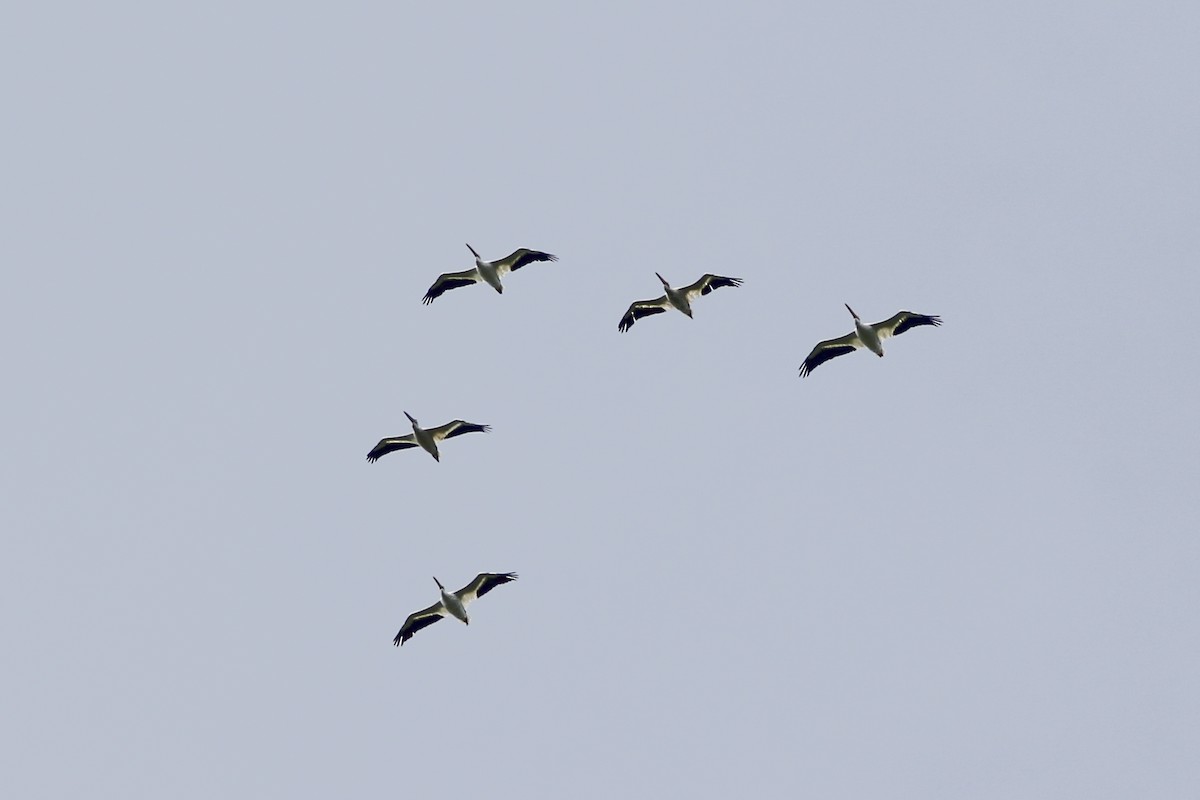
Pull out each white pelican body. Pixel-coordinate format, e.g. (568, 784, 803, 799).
(799, 304, 942, 377)
(394, 572, 518, 646)
(422, 244, 558, 304)
(410, 415, 439, 458)
(851, 309, 885, 357)
(618, 272, 743, 332)
(366, 412, 490, 463)
(436, 578, 468, 624)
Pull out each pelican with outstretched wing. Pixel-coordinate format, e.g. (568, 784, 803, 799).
(423, 244, 558, 304)
(367, 412, 490, 463)
(618, 272, 743, 332)
(799, 305, 942, 377)
(394, 573, 519, 646)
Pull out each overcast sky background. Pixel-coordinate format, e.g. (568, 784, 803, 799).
(3, 2, 1198, 797)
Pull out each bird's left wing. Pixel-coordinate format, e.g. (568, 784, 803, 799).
(799, 331, 862, 377)
(454, 572, 518, 606)
(682, 274, 743, 300)
(367, 435, 419, 462)
(496, 248, 558, 275)
(618, 296, 670, 332)
(394, 601, 447, 646)
(428, 420, 491, 442)
(872, 311, 942, 340)
(423, 269, 481, 304)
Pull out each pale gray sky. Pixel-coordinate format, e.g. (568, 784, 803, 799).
(2, 2, 1198, 797)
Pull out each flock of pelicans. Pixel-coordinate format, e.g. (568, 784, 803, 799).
(378, 243, 943, 647)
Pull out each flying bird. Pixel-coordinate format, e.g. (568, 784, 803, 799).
(394, 572, 519, 646)
(367, 412, 490, 463)
(799, 305, 942, 377)
(618, 272, 743, 332)
(422, 244, 558, 304)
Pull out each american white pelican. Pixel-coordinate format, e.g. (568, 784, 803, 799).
(422, 244, 558, 304)
(366, 412, 490, 463)
(394, 572, 518, 646)
(799, 305, 942, 377)
(618, 272, 743, 332)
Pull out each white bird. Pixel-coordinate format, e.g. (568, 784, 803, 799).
(422, 244, 558, 304)
(618, 272, 743, 332)
(367, 412, 490, 463)
(799, 304, 942, 377)
(394, 573, 519, 646)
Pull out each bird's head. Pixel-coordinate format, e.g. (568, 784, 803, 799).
(655, 272, 669, 288)
(844, 303, 860, 321)
(465, 243, 481, 260)
(405, 411, 418, 426)
(433, 576, 445, 591)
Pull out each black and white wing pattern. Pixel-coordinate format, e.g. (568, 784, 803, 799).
(680, 273, 743, 300)
(427, 420, 491, 442)
(422, 269, 481, 304)
(367, 434, 419, 462)
(872, 311, 942, 340)
(799, 332, 862, 378)
(618, 296, 670, 332)
(393, 601, 447, 646)
(495, 248, 558, 275)
(454, 572, 518, 605)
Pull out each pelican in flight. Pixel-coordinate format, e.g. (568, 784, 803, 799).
(422, 244, 558, 304)
(366, 412, 490, 462)
(394, 572, 518, 646)
(618, 272, 743, 332)
(799, 305, 942, 377)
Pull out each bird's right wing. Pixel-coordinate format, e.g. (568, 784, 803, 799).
(618, 297, 670, 332)
(394, 602, 446, 646)
(496, 248, 558, 275)
(428, 420, 491, 442)
(367, 435, 418, 462)
(872, 311, 943, 340)
(681, 273, 743, 300)
(798, 332, 862, 377)
(422, 269, 481, 304)
(454, 572, 518, 606)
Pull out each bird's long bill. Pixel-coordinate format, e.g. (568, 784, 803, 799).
(405, 411, 417, 424)
(465, 243, 480, 259)
(844, 303, 859, 320)
(655, 272, 668, 285)
(432, 576, 444, 590)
